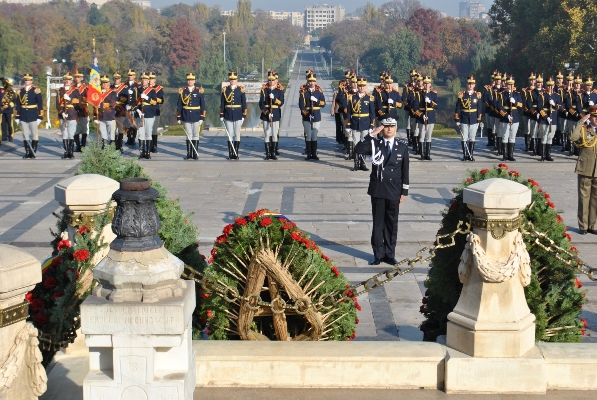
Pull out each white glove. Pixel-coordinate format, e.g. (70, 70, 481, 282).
(268, 113, 273, 120)
(62, 113, 68, 119)
(37, 119, 42, 125)
(423, 115, 428, 121)
(177, 119, 181, 125)
(269, 93, 274, 99)
(346, 128, 352, 134)
(310, 96, 318, 102)
(536, 113, 540, 120)
(550, 99, 556, 106)
(128, 89, 133, 94)
(136, 109, 143, 118)
(368, 128, 373, 134)
(199, 120, 203, 126)
(547, 117, 552, 124)
(241, 118, 245, 124)
(141, 93, 149, 100)
(219, 117, 224, 122)
(94, 119, 99, 124)
(590, 101, 595, 106)
(566, 112, 569, 117)
(15, 119, 20, 124)
(510, 97, 516, 104)
(63, 94, 70, 101)
(507, 115, 513, 123)
(388, 98, 394, 104)
(125, 105, 131, 110)
(425, 96, 431, 103)
(456, 122, 461, 126)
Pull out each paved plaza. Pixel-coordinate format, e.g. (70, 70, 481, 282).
(2, 65, 597, 398)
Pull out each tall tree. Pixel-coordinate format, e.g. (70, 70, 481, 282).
(168, 18, 202, 73)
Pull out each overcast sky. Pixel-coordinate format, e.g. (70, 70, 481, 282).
(150, 0, 494, 17)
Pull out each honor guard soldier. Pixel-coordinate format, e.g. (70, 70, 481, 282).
(565, 74, 583, 156)
(14, 73, 43, 159)
(342, 73, 359, 157)
(412, 75, 437, 161)
(176, 72, 205, 160)
(134, 71, 157, 160)
(112, 72, 127, 151)
(493, 72, 508, 156)
(121, 69, 139, 146)
(259, 70, 284, 160)
(402, 69, 418, 147)
(372, 71, 387, 125)
(346, 76, 375, 171)
(354, 115, 409, 266)
(299, 72, 326, 161)
(94, 74, 118, 149)
(220, 70, 247, 160)
(482, 71, 499, 149)
(571, 107, 597, 234)
(56, 72, 81, 159)
(521, 72, 537, 152)
(495, 75, 523, 162)
(526, 74, 545, 156)
(554, 70, 566, 146)
(375, 73, 402, 122)
(536, 76, 563, 161)
(149, 71, 163, 153)
(73, 69, 88, 152)
(1, 77, 15, 144)
(332, 70, 352, 147)
(560, 71, 575, 152)
(580, 77, 597, 119)
(454, 75, 483, 161)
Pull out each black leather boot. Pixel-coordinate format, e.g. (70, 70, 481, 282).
(270, 142, 277, 160)
(545, 144, 554, 161)
(540, 144, 546, 161)
(183, 140, 191, 160)
(420, 141, 425, 160)
(144, 140, 151, 159)
(531, 138, 538, 156)
(425, 142, 432, 161)
(274, 141, 279, 155)
(469, 141, 475, 161)
(32, 140, 38, 158)
(138, 140, 145, 159)
(234, 141, 240, 160)
(501, 141, 507, 161)
(227, 141, 234, 160)
(264, 142, 270, 160)
(305, 141, 312, 160)
(312, 140, 319, 160)
(101, 139, 106, 150)
(529, 137, 535, 153)
(537, 138, 543, 156)
(461, 141, 468, 161)
(359, 154, 369, 171)
(151, 135, 158, 153)
(116, 134, 123, 151)
(62, 139, 69, 159)
(192, 140, 199, 160)
(81, 133, 87, 148)
(74, 134, 82, 152)
(508, 142, 516, 161)
(523, 134, 529, 151)
(23, 141, 31, 159)
(554, 130, 561, 145)
(406, 129, 412, 145)
(68, 139, 75, 159)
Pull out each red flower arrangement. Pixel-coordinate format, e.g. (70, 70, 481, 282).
(353, 297, 362, 311)
(575, 278, 583, 288)
(34, 313, 49, 326)
(570, 246, 578, 254)
(321, 254, 330, 262)
(527, 179, 540, 187)
(547, 201, 555, 209)
(543, 193, 551, 200)
(290, 232, 302, 241)
(216, 235, 227, 244)
(480, 169, 489, 174)
(331, 266, 340, 277)
(259, 217, 273, 227)
(355, 318, 359, 324)
(72, 249, 89, 261)
(556, 214, 563, 223)
(223, 224, 234, 236)
(30, 298, 45, 312)
(509, 170, 520, 177)
(77, 226, 90, 235)
(235, 217, 247, 226)
(581, 318, 588, 328)
(563, 232, 572, 242)
(57, 239, 71, 251)
(466, 178, 473, 183)
(498, 163, 509, 170)
(207, 309, 215, 318)
(43, 277, 58, 289)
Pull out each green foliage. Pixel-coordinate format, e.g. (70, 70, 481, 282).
(420, 165, 586, 343)
(197, 209, 358, 341)
(171, 65, 193, 87)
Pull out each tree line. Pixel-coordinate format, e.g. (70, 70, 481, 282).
(0, 0, 302, 86)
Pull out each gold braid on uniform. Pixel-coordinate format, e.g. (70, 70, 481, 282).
(180, 90, 191, 106)
(577, 126, 597, 149)
(222, 86, 234, 104)
(351, 95, 361, 114)
(459, 93, 471, 109)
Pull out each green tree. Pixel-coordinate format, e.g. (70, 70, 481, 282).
(88, 3, 107, 26)
(0, 16, 35, 76)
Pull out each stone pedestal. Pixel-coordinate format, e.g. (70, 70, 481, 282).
(0, 245, 47, 399)
(81, 178, 195, 400)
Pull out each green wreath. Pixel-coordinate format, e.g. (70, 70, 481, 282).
(197, 209, 358, 341)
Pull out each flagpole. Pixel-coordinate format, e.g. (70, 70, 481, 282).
(92, 38, 100, 146)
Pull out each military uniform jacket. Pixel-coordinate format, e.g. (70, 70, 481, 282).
(483, 85, 497, 116)
(355, 134, 410, 201)
(375, 87, 403, 120)
(112, 83, 128, 117)
(571, 122, 597, 177)
(56, 86, 81, 121)
(580, 91, 597, 117)
(220, 85, 247, 121)
(557, 85, 569, 118)
(259, 84, 285, 122)
(401, 83, 416, 111)
(521, 87, 535, 117)
(454, 91, 483, 124)
(536, 92, 562, 126)
(153, 84, 164, 116)
(75, 83, 89, 118)
(495, 90, 523, 123)
(177, 86, 206, 123)
(119, 81, 139, 109)
(15, 86, 43, 122)
(565, 90, 582, 121)
(346, 92, 375, 130)
(95, 89, 117, 121)
(0, 87, 14, 114)
(410, 90, 438, 124)
(134, 86, 158, 118)
(299, 86, 326, 122)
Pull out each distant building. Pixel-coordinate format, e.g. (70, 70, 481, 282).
(132, 0, 150, 9)
(304, 4, 345, 32)
(459, 1, 486, 19)
(0, 0, 150, 6)
(267, 11, 304, 28)
(221, 10, 237, 16)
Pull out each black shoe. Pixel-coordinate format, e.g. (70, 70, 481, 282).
(588, 229, 597, 235)
(384, 257, 399, 265)
(369, 257, 382, 265)
(579, 230, 587, 235)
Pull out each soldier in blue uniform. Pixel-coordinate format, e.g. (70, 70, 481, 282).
(354, 115, 409, 266)
(120, 69, 139, 146)
(564, 74, 583, 156)
(372, 71, 387, 125)
(483, 71, 500, 150)
(259, 70, 284, 160)
(1, 77, 15, 144)
(407, 74, 424, 154)
(580, 77, 597, 119)
(56, 72, 81, 159)
(346, 76, 375, 171)
(521, 72, 537, 152)
(412, 75, 438, 161)
(495, 75, 523, 162)
(536, 77, 563, 161)
(527, 74, 547, 157)
(299, 72, 326, 161)
(176, 72, 205, 161)
(554, 70, 566, 146)
(331, 70, 353, 148)
(134, 71, 158, 160)
(375, 73, 402, 122)
(111, 71, 127, 151)
(454, 75, 483, 161)
(72, 69, 89, 152)
(402, 69, 418, 147)
(15, 73, 43, 159)
(220, 70, 247, 160)
(93, 74, 118, 149)
(149, 71, 164, 153)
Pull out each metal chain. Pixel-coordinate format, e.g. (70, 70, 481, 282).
(182, 214, 473, 313)
(37, 319, 81, 352)
(521, 220, 597, 281)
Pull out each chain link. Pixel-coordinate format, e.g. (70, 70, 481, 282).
(521, 220, 597, 281)
(37, 319, 81, 352)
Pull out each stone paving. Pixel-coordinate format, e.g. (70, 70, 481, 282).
(7, 51, 597, 399)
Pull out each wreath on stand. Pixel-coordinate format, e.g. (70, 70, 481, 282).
(197, 209, 358, 341)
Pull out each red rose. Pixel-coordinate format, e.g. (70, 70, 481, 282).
(57, 239, 71, 251)
(538, 189, 543, 193)
(498, 163, 509, 170)
(466, 178, 473, 183)
(30, 298, 45, 312)
(216, 235, 227, 244)
(25, 292, 34, 303)
(353, 297, 362, 311)
(207, 309, 215, 318)
(581, 318, 588, 327)
(223, 224, 234, 236)
(527, 179, 540, 187)
(281, 224, 293, 230)
(351, 331, 356, 339)
(52, 291, 64, 301)
(200, 254, 206, 260)
(480, 169, 489, 174)
(570, 246, 578, 253)
(205, 328, 211, 335)
(355, 318, 359, 324)
(582, 328, 586, 335)
(235, 217, 247, 226)
(543, 193, 551, 200)
(290, 232, 302, 241)
(34, 312, 49, 326)
(331, 266, 340, 277)
(44, 276, 58, 289)
(72, 249, 89, 261)
(247, 212, 257, 221)
(563, 232, 572, 242)
(207, 257, 214, 264)
(51, 256, 64, 267)
(256, 209, 266, 216)
(556, 214, 563, 223)
(575, 278, 583, 288)
(259, 217, 273, 227)
(77, 226, 91, 235)
(321, 254, 330, 262)
(509, 170, 519, 177)
(547, 201, 555, 208)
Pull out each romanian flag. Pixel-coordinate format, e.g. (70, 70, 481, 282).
(87, 52, 102, 107)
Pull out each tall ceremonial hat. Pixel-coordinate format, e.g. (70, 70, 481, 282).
(357, 76, 367, 86)
(574, 74, 583, 84)
(379, 71, 386, 80)
(23, 73, 33, 80)
(546, 76, 555, 86)
(410, 68, 418, 77)
(148, 71, 156, 79)
(63, 72, 73, 80)
(528, 71, 536, 81)
(140, 71, 149, 79)
(228, 70, 238, 79)
(74, 68, 83, 78)
(536, 73, 543, 83)
(506, 75, 515, 85)
(127, 68, 136, 76)
(186, 72, 196, 80)
(274, 70, 279, 80)
(416, 74, 423, 82)
(380, 114, 397, 126)
(100, 74, 110, 83)
(423, 74, 432, 84)
(584, 76, 593, 86)
(345, 69, 352, 78)
(384, 73, 394, 83)
(467, 74, 475, 84)
(495, 71, 502, 81)
(566, 71, 574, 81)
(492, 70, 498, 80)
(500, 72, 507, 81)
(556, 70, 564, 79)
(113, 71, 121, 79)
(307, 72, 317, 82)
(305, 68, 314, 79)
(267, 70, 276, 81)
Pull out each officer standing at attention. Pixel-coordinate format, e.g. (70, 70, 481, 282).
(94, 74, 118, 149)
(554, 70, 566, 146)
(73, 69, 89, 152)
(570, 108, 597, 235)
(354, 115, 409, 266)
(299, 72, 326, 161)
(1, 77, 15, 144)
(220, 70, 247, 160)
(134, 71, 157, 160)
(375, 73, 402, 122)
(413, 75, 438, 161)
(121, 69, 139, 147)
(259, 70, 284, 160)
(56, 72, 80, 159)
(454, 75, 483, 161)
(495, 75, 523, 162)
(177, 72, 205, 161)
(346, 76, 375, 171)
(402, 69, 418, 147)
(149, 71, 164, 153)
(112, 72, 127, 151)
(15, 73, 43, 159)
(521, 72, 537, 152)
(536, 76, 562, 162)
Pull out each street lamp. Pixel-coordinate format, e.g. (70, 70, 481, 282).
(564, 62, 580, 75)
(44, 66, 52, 129)
(223, 31, 226, 66)
(116, 49, 120, 72)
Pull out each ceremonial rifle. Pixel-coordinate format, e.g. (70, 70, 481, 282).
(423, 89, 428, 129)
(508, 91, 513, 133)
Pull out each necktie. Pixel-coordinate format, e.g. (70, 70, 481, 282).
(386, 140, 391, 156)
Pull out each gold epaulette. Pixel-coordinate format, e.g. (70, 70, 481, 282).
(276, 83, 284, 90)
(315, 84, 323, 92)
(431, 90, 437, 94)
(179, 87, 185, 94)
(198, 87, 204, 93)
(369, 95, 374, 100)
(239, 85, 245, 92)
(458, 91, 464, 99)
(34, 87, 41, 94)
(476, 91, 482, 97)
(261, 83, 268, 89)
